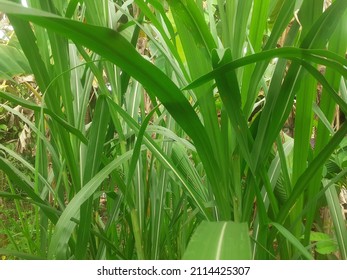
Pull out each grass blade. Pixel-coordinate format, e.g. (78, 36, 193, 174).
(270, 222, 314, 260)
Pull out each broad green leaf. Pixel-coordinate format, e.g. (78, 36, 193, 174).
(183, 221, 252, 260)
(315, 241, 338, 255)
(310, 232, 338, 255)
(0, 44, 31, 78)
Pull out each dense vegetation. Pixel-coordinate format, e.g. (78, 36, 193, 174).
(0, 0, 346, 260)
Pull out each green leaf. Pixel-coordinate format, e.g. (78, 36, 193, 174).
(0, 1, 219, 191)
(48, 148, 142, 259)
(0, 44, 31, 78)
(315, 241, 338, 255)
(310, 231, 338, 255)
(276, 122, 347, 226)
(0, 249, 42, 260)
(184, 48, 347, 90)
(324, 180, 347, 259)
(271, 222, 313, 260)
(76, 95, 111, 259)
(183, 221, 252, 260)
(212, 48, 254, 173)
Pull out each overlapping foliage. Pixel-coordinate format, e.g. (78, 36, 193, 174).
(0, 0, 346, 260)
